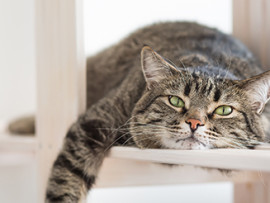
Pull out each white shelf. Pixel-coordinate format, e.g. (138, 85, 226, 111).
(0, 152, 36, 166)
(108, 146, 270, 172)
(0, 131, 270, 172)
(95, 146, 270, 188)
(0, 133, 37, 165)
(0, 133, 37, 153)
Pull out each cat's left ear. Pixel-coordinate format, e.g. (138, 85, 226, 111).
(141, 46, 179, 89)
(240, 70, 270, 114)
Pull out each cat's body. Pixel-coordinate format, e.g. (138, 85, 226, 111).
(87, 22, 261, 107)
(37, 22, 270, 202)
(86, 22, 270, 148)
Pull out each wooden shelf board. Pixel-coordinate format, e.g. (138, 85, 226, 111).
(0, 152, 36, 166)
(0, 130, 270, 173)
(97, 145, 270, 188)
(0, 133, 37, 165)
(108, 146, 270, 172)
(0, 132, 37, 153)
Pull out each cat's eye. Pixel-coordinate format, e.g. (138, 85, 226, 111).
(168, 96, 185, 108)
(214, 105, 233, 116)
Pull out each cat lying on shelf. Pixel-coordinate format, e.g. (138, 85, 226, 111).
(9, 22, 270, 203)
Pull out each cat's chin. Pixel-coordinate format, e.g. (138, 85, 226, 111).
(161, 137, 210, 150)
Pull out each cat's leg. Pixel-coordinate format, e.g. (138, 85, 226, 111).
(45, 123, 105, 202)
(45, 70, 144, 203)
(45, 104, 124, 202)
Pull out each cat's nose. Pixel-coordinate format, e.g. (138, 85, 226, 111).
(185, 118, 204, 131)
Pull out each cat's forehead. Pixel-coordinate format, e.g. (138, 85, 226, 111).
(164, 72, 242, 104)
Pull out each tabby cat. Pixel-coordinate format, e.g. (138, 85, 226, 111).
(43, 22, 270, 202)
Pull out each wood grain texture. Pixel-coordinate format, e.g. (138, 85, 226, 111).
(234, 173, 270, 203)
(35, 0, 85, 202)
(233, 1, 270, 201)
(233, 0, 270, 69)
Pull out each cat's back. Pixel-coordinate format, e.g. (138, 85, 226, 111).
(87, 22, 262, 107)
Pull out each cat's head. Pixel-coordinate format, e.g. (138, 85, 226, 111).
(130, 46, 270, 149)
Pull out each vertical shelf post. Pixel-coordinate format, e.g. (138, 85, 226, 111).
(233, 0, 270, 69)
(35, 0, 85, 202)
(233, 0, 270, 202)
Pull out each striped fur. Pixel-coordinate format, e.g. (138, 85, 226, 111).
(46, 22, 270, 202)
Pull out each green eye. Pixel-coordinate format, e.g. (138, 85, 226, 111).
(214, 105, 233, 116)
(169, 96, 185, 108)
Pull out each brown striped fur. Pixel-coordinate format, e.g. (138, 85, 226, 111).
(38, 22, 270, 202)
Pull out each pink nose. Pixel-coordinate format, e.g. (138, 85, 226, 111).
(186, 119, 204, 131)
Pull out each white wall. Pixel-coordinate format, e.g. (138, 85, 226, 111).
(0, 0, 36, 203)
(0, 0, 36, 202)
(84, 0, 232, 56)
(0, 0, 36, 123)
(0, 163, 36, 203)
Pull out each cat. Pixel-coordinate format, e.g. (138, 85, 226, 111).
(17, 22, 270, 202)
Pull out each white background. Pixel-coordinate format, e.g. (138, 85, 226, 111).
(0, 0, 233, 202)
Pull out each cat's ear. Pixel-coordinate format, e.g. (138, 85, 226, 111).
(240, 70, 270, 114)
(141, 46, 178, 89)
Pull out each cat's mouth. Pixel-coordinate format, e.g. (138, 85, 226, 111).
(176, 135, 206, 147)
(161, 133, 209, 150)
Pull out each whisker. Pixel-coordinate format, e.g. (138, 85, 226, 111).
(121, 134, 157, 147)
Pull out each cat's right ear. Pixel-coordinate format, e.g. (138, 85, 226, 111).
(240, 70, 270, 114)
(141, 46, 178, 89)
